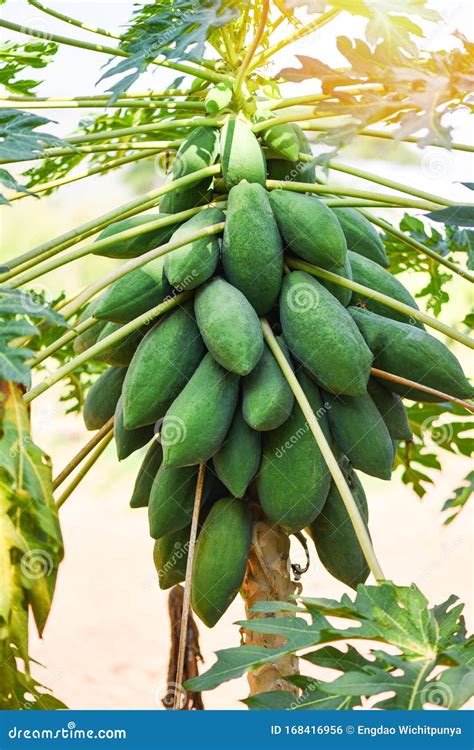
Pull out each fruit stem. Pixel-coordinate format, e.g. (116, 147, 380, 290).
(24, 292, 192, 403)
(53, 417, 115, 490)
(28, 317, 98, 367)
(65, 117, 222, 148)
(27, 0, 121, 39)
(286, 257, 474, 350)
(173, 463, 206, 709)
(2, 140, 184, 164)
(2, 164, 221, 283)
(55, 429, 114, 508)
(0, 19, 230, 84)
(1, 92, 194, 102)
(261, 319, 385, 583)
(0, 99, 207, 111)
(371, 368, 474, 414)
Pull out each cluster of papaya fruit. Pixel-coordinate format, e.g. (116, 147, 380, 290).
(76, 115, 472, 628)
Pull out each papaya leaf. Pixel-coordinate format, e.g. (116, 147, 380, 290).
(426, 205, 474, 228)
(442, 471, 474, 525)
(0, 40, 58, 96)
(0, 109, 66, 162)
(0, 168, 35, 205)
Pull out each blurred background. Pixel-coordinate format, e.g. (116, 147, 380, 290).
(1, 0, 473, 709)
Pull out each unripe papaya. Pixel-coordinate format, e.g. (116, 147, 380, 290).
(149, 464, 209, 539)
(220, 116, 266, 190)
(164, 207, 224, 291)
(267, 124, 315, 184)
(129, 440, 162, 508)
(153, 525, 190, 590)
(93, 257, 171, 323)
(191, 497, 251, 627)
(73, 296, 107, 354)
(114, 395, 154, 461)
(332, 208, 389, 268)
(94, 322, 144, 367)
(280, 271, 372, 397)
(162, 353, 239, 468)
(349, 307, 474, 402)
(298, 370, 332, 443)
(309, 459, 370, 589)
(222, 183, 283, 314)
(325, 391, 394, 480)
(348, 251, 423, 327)
(205, 81, 233, 114)
(257, 375, 331, 532)
(268, 191, 347, 269)
(93, 214, 177, 259)
(212, 405, 261, 498)
(367, 378, 412, 441)
(83, 366, 126, 431)
(256, 110, 301, 161)
(194, 278, 264, 375)
(160, 127, 219, 214)
(242, 339, 294, 431)
(123, 302, 205, 428)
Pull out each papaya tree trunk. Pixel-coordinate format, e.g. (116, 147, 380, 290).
(241, 520, 299, 696)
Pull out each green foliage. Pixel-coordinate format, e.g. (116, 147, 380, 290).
(0, 40, 58, 95)
(186, 581, 473, 710)
(442, 471, 474, 525)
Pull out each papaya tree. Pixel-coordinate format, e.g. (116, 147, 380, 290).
(0, 0, 473, 711)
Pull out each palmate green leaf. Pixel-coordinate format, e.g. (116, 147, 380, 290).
(0, 169, 35, 205)
(0, 40, 58, 96)
(0, 642, 67, 710)
(0, 109, 66, 162)
(426, 205, 474, 228)
(243, 687, 355, 710)
(442, 471, 474, 525)
(100, 0, 237, 99)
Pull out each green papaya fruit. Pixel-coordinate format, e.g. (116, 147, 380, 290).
(149, 464, 208, 539)
(257, 110, 301, 161)
(367, 378, 412, 441)
(114, 395, 154, 461)
(205, 81, 233, 114)
(309, 458, 370, 589)
(325, 391, 394, 480)
(164, 207, 224, 291)
(212, 405, 261, 498)
(348, 251, 423, 327)
(130, 440, 162, 508)
(280, 271, 372, 397)
(94, 322, 144, 367)
(194, 278, 264, 375)
(220, 116, 266, 190)
(123, 302, 205, 428)
(298, 370, 332, 443)
(332, 208, 389, 268)
(153, 524, 191, 590)
(242, 339, 294, 431)
(191, 497, 251, 627)
(318, 253, 353, 306)
(222, 183, 283, 314)
(93, 257, 171, 323)
(160, 127, 219, 214)
(93, 214, 177, 259)
(267, 125, 315, 184)
(162, 353, 239, 469)
(83, 366, 126, 431)
(350, 307, 473, 402)
(73, 296, 107, 354)
(257, 376, 331, 532)
(268, 190, 347, 269)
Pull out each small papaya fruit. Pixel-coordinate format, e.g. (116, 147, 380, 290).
(257, 375, 331, 532)
(242, 339, 294, 431)
(93, 214, 177, 259)
(153, 524, 190, 590)
(349, 307, 473, 402)
(123, 302, 205, 428)
(280, 271, 372, 397)
(130, 440, 162, 508)
(114, 395, 154, 461)
(162, 353, 239, 468)
(256, 110, 301, 162)
(194, 278, 264, 375)
(367, 378, 412, 441)
(220, 116, 266, 190)
(149, 464, 209, 539)
(222, 183, 283, 314)
(160, 127, 219, 214)
(332, 208, 389, 268)
(309, 458, 370, 589)
(94, 322, 144, 367)
(164, 207, 224, 291)
(93, 257, 171, 323)
(212, 405, 261, 498)
(205, 81, 233, 114)
(83, 366, 126, 431)
(267, 124, 315, 184)
(268, 190, 347, 269)
(325, 391, 394, 480)
(348, 251, 423, 327)
(191, 497, 252, 627)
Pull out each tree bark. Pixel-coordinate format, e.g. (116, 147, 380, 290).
(241, 520, 299, 696)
